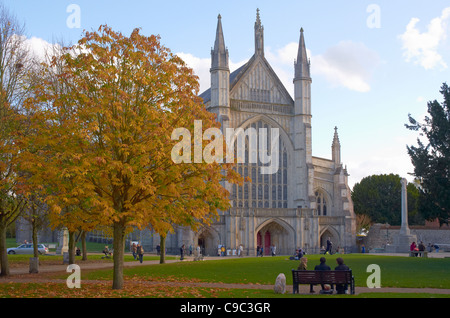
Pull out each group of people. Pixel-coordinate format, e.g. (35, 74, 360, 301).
(131, 242, 145, 263)
(256, 244, 277, 257)
(215, 245, 245, 257)
(291, 248, 306, 260)
(297, 256, 350, 294)
(410, 241, 440, 255)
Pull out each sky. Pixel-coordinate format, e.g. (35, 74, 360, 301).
(4, 0, 450, 189)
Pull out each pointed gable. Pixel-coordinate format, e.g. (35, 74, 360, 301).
(200, 9, 294, 108)
(230, 54, 293, 106)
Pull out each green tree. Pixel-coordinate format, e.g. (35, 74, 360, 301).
(351, 174, 420, 225)
(406, 83, 450, 225)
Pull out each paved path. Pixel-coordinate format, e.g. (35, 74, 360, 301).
(2, 253, 450, 295)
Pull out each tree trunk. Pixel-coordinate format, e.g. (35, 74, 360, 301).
(159, 233, 166, 264)
(81, 231, 87, 261)
(68, 230, 76, 265)
(112, 222, 125, 289)
(30, 218, 39, 273)
(0, 223, 9, 276)
(32, 218, 38, 258)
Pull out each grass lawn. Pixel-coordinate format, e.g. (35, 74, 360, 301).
(1, 253, 450, 298)
(84, 254, 450, 289)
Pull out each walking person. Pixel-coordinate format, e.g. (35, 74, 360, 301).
(131, 242, 137, 260)
(325, 237, 333, 255)
(180, 244, 185, 260)
(137, 244, 144, 263)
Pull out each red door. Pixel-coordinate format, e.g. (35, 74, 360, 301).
(264, 231, 271, 255)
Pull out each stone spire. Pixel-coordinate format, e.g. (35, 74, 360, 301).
(294, 28, 311, 80)
(254, 8, 264, 56)
(211, 14, 229, 71)
(332, 127, 341, 165)
(209, 14, 230, 114)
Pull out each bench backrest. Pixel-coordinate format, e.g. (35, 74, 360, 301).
(292, 270, 353, 284)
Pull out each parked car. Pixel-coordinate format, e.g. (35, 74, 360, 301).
(7, 244, 49, 255)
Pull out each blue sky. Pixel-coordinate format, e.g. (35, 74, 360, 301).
(5, 0, 450, 188)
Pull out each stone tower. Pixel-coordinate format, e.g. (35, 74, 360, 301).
(293, 28, 314, 210)
(209, 14, 230, 131)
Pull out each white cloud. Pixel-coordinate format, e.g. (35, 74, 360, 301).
(178, 39, 381, 96)
(266, 40, 380, 94)
(23, 36, 61, 62)
(399, 7, 450, 70)
(265, 42, 297, 96)
(311, 41, 380, 93)
(175, 52, 211, 93)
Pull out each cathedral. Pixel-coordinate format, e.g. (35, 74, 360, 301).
(169, 10, 357, 256)
(16, 10, 357, 256)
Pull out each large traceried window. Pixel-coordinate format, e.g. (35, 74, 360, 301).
(231, 120, 288, 209)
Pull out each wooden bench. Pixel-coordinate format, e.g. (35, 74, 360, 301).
(292, 270, 355, 295)
(409, 251, 428, 258)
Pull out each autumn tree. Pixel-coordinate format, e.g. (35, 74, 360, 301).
(0, 4, 34, 276)
(25, 26, 240, 289)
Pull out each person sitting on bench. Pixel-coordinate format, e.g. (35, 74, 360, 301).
(334, 257, 350, 294)
(314, 257, 332, 292)
(103, 246, 112, 257)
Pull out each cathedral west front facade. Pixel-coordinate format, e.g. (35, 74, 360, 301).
(15, 10, 357, 256)
(137, 10, 357, 256)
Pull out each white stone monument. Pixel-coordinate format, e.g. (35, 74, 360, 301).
(386, 178, 417, 253)
(56, 227, 69, 255)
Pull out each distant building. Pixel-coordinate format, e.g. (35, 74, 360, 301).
(153, 10, 357, 255)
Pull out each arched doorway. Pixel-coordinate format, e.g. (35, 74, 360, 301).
(320, 228, 339, 253)
(256, 219, 294, 255)
(195, 227, 220, 256)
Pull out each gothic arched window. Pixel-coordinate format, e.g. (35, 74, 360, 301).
(232, 120, 288, 209)
(315, 190, 328, 216)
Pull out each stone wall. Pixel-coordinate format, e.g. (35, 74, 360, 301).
(364, 223, 450, 251)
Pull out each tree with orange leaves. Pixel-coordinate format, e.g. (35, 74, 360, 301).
(24, 25, 241, 289)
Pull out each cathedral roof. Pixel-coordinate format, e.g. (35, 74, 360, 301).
(199, 53, 293, 105)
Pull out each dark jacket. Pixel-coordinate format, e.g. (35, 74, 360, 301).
(314, 263, 331, 271)
(335, 264, 350, 271)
